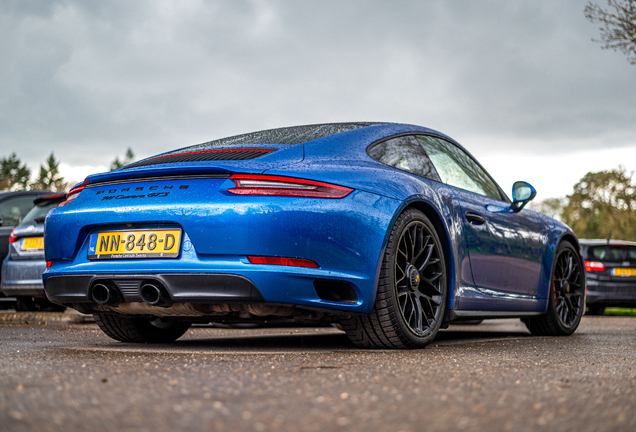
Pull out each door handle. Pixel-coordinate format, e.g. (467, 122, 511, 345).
(466, 211, 486, 225)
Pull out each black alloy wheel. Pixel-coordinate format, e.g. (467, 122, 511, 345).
(524, 241, 584, 336)
(552, 246, 584, 327)
(395, 219, 445, 337)
(342, 209, 447, 349)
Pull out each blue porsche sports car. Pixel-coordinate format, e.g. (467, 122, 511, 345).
(43, 123, 585, 348)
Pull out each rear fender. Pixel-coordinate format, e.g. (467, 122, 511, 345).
(369, 184, 456, 311)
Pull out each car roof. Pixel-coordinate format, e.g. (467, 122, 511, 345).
(194, 122, 379, 146)
(88, 122, 504, 201)
(123, 123, 380, 170)
(579, 239, 636, 247)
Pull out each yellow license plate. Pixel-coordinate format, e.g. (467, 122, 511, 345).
(612, 267, 636, 277)
(87, 229, 182, 260)
(22, 237, 44, 251)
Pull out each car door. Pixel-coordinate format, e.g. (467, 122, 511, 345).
(415, 135, 544, 297)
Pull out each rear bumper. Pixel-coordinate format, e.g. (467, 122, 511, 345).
(44, 261, 368, 313)
(1, 259, 46, 297)
(42, 187, 398, 314)
(45, 273, 264, 304)
(586, 279, 636, 307)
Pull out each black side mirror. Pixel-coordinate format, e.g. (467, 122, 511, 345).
(511, 181, 537, 212)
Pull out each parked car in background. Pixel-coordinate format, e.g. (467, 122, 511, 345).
(1, 193, 66, 311)
(581, 239, 636, 315)
(0, 190, 52, 308)
(43, 123, 585, 348)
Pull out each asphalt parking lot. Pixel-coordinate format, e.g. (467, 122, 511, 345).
(1, 315, 635, 432)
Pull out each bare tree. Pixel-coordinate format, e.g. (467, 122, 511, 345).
(585, 0, 636, 64)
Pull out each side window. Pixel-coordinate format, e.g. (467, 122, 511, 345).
(416, 136, 503, 200)
(0, 196, 37, 227)
(368, 135, 441, 182)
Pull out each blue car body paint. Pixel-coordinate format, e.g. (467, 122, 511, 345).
(43, 123, 582, 318)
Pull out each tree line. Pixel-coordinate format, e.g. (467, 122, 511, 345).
(526, 1, 636, 240)
(530, 166, 636, 242)
(0, 149, 135, 192)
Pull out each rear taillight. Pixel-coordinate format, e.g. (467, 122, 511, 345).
(8, 230, 17, 243)
(228, 175, 353, 198)
(59, 179, 88, 207)
(584, 261, 606, 272)
(247, 256, 319, 268)
(46, 261, 53, 268)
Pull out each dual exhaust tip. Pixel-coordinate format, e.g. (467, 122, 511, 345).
(139, 283, 173, 308)
(90, 281, 173, 308)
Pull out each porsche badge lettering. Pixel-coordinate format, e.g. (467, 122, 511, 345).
(95, 184, 189, 201)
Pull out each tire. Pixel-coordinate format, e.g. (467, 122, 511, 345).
(15, 296, 66, 313)
(587, 305, 605, 316)
(524, 241, 584, 336)
(94, 314, 191, 343)
(342, 209, 447, 349)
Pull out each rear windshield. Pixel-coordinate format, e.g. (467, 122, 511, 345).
(175, 123, 376, 151)
(20, 200, 63, 225)
(589, 246, 636, 262)
(122, 123, 376, 170)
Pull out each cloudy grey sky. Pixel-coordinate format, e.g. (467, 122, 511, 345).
(1, 0, 634, 198)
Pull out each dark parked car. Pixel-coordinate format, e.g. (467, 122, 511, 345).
(44, 123, 585, 348)
(0, 190, 52, 308)
(581, 239, 636, 315)
(1, 193, 66, 311)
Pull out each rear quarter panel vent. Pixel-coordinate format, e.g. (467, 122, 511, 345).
(314, 279, 358, 303)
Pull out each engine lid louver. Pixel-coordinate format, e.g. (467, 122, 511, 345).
(123, 148, 276, 169)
